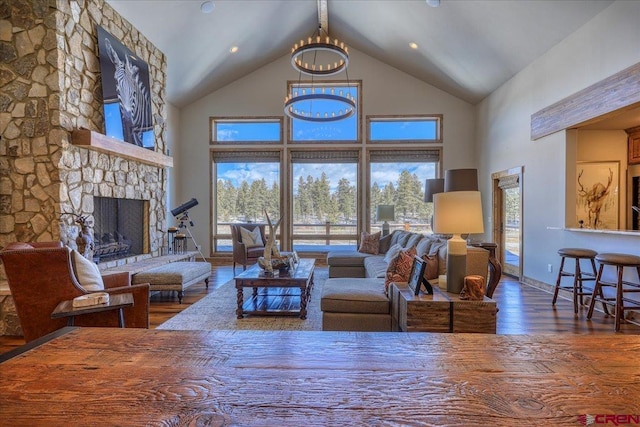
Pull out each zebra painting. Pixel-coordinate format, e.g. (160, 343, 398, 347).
(97, 26, 153, 148)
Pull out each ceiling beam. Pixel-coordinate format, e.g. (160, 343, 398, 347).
(318, 0, 328, 34)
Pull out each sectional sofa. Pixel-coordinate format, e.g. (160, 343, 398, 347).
(322, 230, 490, 331)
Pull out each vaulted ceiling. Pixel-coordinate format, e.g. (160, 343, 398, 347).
(106, 0, 613, 109)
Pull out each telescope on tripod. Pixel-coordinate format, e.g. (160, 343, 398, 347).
(170, 198, 206, 261)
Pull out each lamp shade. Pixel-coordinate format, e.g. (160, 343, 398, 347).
(424, 178, 444, 203)
(433, 191, 484, 234)
(444, 169, 478, 192)
(376, 205, 395, 222)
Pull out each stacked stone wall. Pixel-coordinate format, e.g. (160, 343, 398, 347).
(0, 0, 168, 335)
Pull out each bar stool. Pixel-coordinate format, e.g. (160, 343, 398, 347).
(587, 253, 640, 332)
(552, 248, 598, 314)
(174, 234, 186, 254)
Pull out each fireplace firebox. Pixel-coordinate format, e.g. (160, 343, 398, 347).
(93, 197, 149, 262)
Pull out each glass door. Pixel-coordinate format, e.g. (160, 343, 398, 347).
(492, 167, 523, 279)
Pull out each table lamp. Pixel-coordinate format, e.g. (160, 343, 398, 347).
(433, 191, 484, 293)
(376, 205, 395, 236)
(444, 168, 478, 192)
(424, 178, 445, 203)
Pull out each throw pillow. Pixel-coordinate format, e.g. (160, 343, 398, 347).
(383, 243, 404, 264)
(358, 231, 381, 255)
(421, 254, 439, 280)
(240, 226, 263, 247)
(71, 249, 104, 292)
(384, 247, 417, 294)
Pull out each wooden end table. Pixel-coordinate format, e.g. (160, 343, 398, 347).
(390, 283, 497, 333)
(51, 293, 134, 327)
(234, 259, 315, 319)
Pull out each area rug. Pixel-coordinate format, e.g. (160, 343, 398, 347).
(157, 269, 327, 331)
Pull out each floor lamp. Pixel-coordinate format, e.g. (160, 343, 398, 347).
(377, 205, 395, 236)
(433, 191, 484, 293)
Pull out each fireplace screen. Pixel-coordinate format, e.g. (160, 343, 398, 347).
(93, 197, 147, 262)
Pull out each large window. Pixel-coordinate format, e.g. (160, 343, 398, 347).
(291, 151, 359, 251)
(369, 150, 440, 235)
(212, 151, 281, 251)
(210, 113, 443, 256)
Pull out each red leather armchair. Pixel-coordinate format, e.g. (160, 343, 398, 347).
(0, 242, 150, 342)
(230, 223, 266, 272)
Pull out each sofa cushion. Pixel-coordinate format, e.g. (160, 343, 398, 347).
(321, 278, 389, 314)
(327, 251, 369, 267)
(378, 233, 393, 254)
(385, 247, 417, 293)
(364, 256, 388, 279)
(393, 230, 413, 247)
(383, 243, 404, 263)
(358, 231, 380, 254)
(405, 233, 423, 249)
(415, 237, 436, 257)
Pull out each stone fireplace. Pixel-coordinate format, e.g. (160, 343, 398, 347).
(0, 0, 170, 335)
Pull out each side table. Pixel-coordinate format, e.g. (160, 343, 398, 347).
(390, 283, 496, 333)
(51, 293, 134, 327)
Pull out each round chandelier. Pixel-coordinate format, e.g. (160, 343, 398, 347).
(284, 25, 356, 122)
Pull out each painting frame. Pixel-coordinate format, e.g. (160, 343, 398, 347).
(408, 256, 433, 295)
(97, 25, 155, 149)
(576, 161, 619, 230)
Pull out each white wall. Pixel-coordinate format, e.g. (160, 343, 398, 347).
(177, 48, 476, 256)
(165, 102, 180, 232)
(477, 0, 640, 286)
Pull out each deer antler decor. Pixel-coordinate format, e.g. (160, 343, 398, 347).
(257, 210, 284, 275)
(61, 212, 94, 259)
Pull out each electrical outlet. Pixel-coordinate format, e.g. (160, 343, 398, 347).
(547, 264, 553, 273)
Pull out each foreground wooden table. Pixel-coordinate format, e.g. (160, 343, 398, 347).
(1, 328, 639, 426)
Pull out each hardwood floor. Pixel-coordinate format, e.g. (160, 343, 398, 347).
(1, 265, 638, 354)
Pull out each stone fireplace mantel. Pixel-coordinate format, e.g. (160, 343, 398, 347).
(72, 130, 173, 168)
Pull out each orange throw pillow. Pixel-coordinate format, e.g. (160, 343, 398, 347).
(384, 247, 417, 294)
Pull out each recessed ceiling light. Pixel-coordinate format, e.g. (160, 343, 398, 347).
(229, 46, 238, 53)
(201, 1, 214, 14)
(426, 0, 440, 7)
(409, 42, 419, 50)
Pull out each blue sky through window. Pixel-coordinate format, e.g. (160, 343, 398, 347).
(370, 120, 438, 140)
(215, 121, 280, 142)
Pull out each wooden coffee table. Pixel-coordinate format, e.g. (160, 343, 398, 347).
(234, 258, 315, 319)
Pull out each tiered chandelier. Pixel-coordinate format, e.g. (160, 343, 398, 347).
(284, 24, 356, 122)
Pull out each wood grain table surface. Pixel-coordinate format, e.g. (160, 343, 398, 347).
(1, 327, 639, 426)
